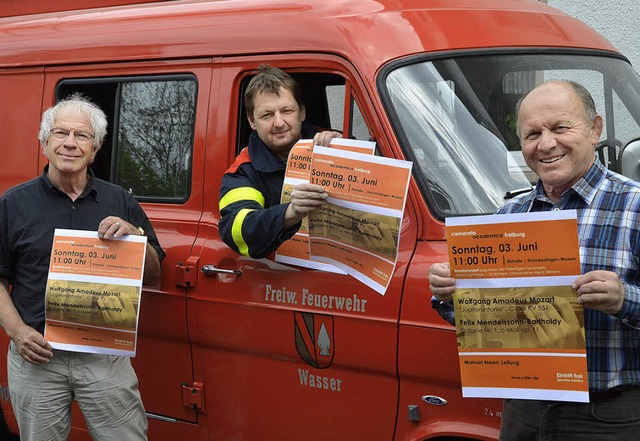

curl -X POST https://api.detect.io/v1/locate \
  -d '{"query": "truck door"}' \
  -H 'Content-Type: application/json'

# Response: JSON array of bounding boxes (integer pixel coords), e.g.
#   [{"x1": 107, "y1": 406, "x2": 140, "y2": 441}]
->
[
  {"x1": 0, "y1": 66, "x2": 47, "y2": 437},
  {"x1": 42, "y1": 60, "x2": 216, "y2": 439},
  {"x1": 187, "y1": 56, "x2": 418, "y2": 440}
]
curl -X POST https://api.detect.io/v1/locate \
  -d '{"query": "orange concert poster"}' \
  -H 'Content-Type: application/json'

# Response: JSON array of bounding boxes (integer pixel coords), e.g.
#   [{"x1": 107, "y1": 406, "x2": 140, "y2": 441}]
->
[
  {"x1": 276, "y1": 139, "x2": 376, "y2": 274},
  {"x1": 276, "y1": 141, "x2": 411, "y2": 295},
  {"x1": 307, "y1": 146, "x2": 412, "y2": 295},
  {"x1": 44, "y1": 229, "x2": 147, "y2": 357},
  {"x1": 446, "y1": 210, "x2": 589, "y2": 402}
]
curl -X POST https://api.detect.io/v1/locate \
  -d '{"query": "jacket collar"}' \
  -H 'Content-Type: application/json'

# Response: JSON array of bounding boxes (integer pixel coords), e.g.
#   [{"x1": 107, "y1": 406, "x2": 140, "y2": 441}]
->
[{"x1": 247, "y1": 122, "x2": 318, "y2": 173}]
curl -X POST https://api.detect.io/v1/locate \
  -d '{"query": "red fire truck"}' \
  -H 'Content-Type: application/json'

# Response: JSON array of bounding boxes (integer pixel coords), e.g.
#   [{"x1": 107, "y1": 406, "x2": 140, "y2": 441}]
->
[{"x1": 2, "y1": 0, "x2": 640, "y2": 439}]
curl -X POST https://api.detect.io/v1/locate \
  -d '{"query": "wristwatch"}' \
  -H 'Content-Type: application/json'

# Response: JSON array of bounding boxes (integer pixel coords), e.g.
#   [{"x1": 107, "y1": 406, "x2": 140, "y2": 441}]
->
[{"x1": 137, "y1": 226, "x2": 146, "y2": 236}]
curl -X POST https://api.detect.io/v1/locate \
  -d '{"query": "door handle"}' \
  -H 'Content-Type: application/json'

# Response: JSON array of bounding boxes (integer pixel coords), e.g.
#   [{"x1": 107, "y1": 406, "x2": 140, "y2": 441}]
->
[{"x1": 201, "y1": 264, "x2": 242, "y2": 276}]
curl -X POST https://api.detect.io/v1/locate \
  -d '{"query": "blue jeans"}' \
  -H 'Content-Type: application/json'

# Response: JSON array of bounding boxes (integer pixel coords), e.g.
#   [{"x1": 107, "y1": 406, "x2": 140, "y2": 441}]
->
[{"x1": 500, "y1": 389, "x2": 640, "y2": 441}]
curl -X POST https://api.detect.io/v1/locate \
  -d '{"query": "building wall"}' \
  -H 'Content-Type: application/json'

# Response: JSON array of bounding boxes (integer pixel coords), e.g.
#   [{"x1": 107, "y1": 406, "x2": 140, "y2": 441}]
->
[{"x1": 546, "y1": 0, "x2": 640, "y2": 73}]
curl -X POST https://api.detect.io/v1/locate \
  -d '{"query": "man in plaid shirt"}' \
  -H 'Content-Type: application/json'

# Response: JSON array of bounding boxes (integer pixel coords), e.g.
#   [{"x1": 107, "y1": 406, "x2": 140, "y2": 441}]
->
[{"x1": 429, "y1": 80, "x2": 640, "y2": 440}]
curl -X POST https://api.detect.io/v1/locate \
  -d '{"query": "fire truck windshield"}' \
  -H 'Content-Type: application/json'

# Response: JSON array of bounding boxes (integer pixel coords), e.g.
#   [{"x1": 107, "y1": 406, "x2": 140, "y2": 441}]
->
[{"x1": 382, "y1": 51, "x2": 640, "y2": 218}]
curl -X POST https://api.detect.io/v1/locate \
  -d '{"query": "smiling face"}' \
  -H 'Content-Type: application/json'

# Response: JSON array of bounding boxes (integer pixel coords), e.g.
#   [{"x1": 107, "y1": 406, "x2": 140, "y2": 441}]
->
[
  {"x1": 517, "y1": 82, "x2": 603, "y2": 202},
  {"x1": 43, "y1": 108, "x2": 97, "y2": 181},
  {"x1": 248, "y1": 87, "x2": 306, "y2": 161}
]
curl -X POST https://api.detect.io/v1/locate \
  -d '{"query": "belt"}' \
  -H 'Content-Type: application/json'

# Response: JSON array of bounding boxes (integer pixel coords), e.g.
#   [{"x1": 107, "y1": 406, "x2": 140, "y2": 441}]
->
[{"x1": 589, "y1": 385, "x2": 640, "y2": 402}]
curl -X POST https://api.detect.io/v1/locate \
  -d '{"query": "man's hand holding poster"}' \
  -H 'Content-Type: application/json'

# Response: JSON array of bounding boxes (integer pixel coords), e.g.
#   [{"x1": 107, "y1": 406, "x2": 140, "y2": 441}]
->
[
  {"x1": 445, "y1": 210, "x2": 589, "y2": 402},
  {"x1": 277, "y1": 139, "x2": 412, "y2": 296},
  {"x1": 307, "y1": 147, "x2": 412, "y2": 295},
  {"x1": 276, "y1": 138, "x2": 377, "y2": 274},
  {"x1": 44, "y1": 229, "x2": 147, "y2": 357}
]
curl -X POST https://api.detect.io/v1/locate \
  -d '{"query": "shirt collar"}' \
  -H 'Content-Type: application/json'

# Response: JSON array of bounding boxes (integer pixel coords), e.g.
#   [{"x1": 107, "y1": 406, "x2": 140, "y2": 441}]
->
[
  {"x1": 531, "y1": 157, "x2": 605, "y2": 207},
  {"x1": 571, "y1": 157, "x2": 606, "y2": 205},
  {"x1": 40, "y1": 165, "x2": 99, "y2": 201}
]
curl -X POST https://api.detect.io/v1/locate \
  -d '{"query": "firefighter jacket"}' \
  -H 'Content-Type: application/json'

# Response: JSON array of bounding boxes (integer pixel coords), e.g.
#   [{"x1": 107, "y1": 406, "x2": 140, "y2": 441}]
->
[{"x1": 218, "y1": 124, "x2": 318, "y2": 258}]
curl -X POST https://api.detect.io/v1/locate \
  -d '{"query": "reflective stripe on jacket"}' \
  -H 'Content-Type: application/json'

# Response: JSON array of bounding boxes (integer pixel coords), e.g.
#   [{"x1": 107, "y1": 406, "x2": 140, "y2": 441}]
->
[{"x1": 218, "y1": 124, "x2": 317, "y2": 258}]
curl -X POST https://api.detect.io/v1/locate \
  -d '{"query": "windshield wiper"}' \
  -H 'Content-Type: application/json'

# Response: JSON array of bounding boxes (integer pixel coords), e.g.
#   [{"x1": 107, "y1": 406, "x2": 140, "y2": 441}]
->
[{"x1": 504, "y1": 186, "x2": 533, "y2": 199}]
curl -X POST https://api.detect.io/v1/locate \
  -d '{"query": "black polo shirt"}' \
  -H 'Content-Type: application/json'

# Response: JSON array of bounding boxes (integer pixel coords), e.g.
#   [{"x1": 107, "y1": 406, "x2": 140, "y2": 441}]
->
[{"x1": 0, "y1": 166, "x2": 165, "y2": 334}]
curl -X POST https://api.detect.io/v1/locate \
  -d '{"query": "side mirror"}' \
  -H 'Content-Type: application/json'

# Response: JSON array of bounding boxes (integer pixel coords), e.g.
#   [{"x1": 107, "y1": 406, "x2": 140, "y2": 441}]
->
[{"x1": 620, "y1": 139, "x2": 640, "y2": 182}]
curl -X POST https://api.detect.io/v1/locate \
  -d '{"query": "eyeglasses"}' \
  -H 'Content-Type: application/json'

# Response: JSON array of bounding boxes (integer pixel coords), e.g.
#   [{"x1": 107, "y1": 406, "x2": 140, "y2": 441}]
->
[{"x1": 50, "y1": 128, "x2": 95, "y2": 144}]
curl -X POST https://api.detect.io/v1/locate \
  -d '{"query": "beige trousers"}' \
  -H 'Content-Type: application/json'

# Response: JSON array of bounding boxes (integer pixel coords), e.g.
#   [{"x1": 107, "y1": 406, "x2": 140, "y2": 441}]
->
[{"x1": 7, "y1": 342, "x2": 147, "y2": 441}]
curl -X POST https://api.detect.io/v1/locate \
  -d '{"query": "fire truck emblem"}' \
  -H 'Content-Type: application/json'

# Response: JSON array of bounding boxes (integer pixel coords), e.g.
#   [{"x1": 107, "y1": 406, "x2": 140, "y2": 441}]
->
[{"x1": 294, "y1": 312, "x2": 334, "y2": 369}]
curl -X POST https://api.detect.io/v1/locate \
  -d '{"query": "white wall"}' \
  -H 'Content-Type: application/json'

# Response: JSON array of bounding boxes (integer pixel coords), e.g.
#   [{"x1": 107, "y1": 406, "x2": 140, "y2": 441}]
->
[{"x1": 547, "y1": 0, "x2": 640, "y2": 73}]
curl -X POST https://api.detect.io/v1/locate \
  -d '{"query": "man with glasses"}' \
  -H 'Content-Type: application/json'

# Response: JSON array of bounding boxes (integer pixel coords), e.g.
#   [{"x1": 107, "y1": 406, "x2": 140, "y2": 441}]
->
[{"x1": 0, "y1": 94, "x2": 164, "y2": 440}]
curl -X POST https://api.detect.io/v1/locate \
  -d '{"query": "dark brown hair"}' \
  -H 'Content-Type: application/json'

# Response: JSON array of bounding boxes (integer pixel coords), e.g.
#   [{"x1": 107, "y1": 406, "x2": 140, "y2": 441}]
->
[{"x1": 244, "y1": 65, "x2": 304, "y2": 118}]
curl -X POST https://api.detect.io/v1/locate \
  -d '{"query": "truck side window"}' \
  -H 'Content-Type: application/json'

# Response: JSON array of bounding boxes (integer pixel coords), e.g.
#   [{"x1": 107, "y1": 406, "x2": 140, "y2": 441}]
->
[
  {"x1": 326, "y1": 84, "x2": 371, "y2": 142},
  {"x1": 57, "y1": 76, "x2": 197, "y2": 203},
  {"x1": 236, "y1": 72, "x2": 372, "y2": 154}
]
